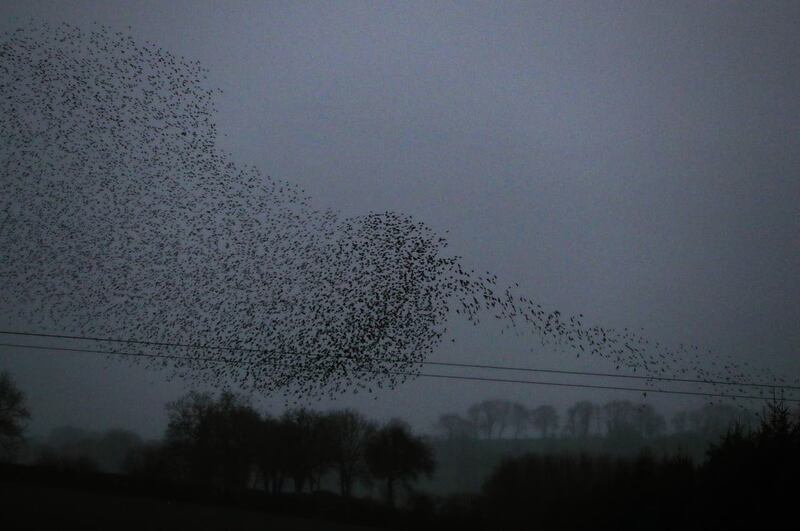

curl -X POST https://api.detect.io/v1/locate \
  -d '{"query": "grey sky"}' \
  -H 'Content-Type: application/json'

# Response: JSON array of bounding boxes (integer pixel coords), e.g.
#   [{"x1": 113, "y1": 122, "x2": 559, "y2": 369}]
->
[{"x1": 1, "y1": 1, "x2": 798, "y2": 438}]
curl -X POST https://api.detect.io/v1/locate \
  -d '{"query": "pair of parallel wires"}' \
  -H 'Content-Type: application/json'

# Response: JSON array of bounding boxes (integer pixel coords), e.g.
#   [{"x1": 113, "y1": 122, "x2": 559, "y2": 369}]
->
[{"x1": 1, "y1": 329, "x2": 798, "y2": 403}]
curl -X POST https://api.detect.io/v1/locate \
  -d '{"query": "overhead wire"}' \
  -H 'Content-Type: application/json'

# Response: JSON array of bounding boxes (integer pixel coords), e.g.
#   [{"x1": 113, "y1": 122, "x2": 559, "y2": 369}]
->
[
  {"x1": 2, "y1": 338, "x2": 798, "y2": 403},
  {"x1": 1, "y1": 329, "x2": 798, "y2": 392}
]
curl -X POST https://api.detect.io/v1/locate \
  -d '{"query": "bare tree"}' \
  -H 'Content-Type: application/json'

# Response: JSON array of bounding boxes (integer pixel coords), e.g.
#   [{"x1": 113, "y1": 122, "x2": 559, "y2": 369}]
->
[
  {"x1": 165, "y1": 391, "x2": 261, "y2": 489},
  {"x1": 564, "y1": 401, "x2": 595, "y2": 438},
  {"x1": 365, "y1": 420, "x2": 435, "y2": 507},
  {"x1": 436, "y1": 413, "x2": 477, "y2": 440},
  {"x1": 603, "y1": 400, "x2": 637, "y2": 435},
  {"x1": 593, "y1": 403, "x2": 605, "y2": 435},
  {"x1": 509, "y1": 402, "x2": 530, "y2": 439},
  {"x1": 280, "y1": 408, "x2": 335, "y2": 493},
  {"x1": 671, "y1": 410, "x2": 690, "y2": 433},
  {"x1": 689, "y1": 403, "x2": 755, "y2": 438},
  {"x1": 0, "y1": 370, "x2": 30, "y2": 461},
  {"x1": 494, "y1": 400, "x2": 513, "y2": 439},
  {"x1": 634, "y1": 404, "x2": 666, "y2": 438},
  {"x1": 531, "y1": 405, "x2": 559, "y2": 438},
  {"x1": 257, "y1": 416, "x2": 292, "y2": 493},
  {"x1": 468, "y1": 399, "x2": 512, "y2": 439},
  {"x1": 328, "y1": 409, "x2": 376, "y2": 497}
]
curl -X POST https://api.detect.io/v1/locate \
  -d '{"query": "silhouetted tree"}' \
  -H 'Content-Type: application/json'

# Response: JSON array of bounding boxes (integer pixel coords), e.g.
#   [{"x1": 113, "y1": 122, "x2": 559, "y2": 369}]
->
[
  {"x1": 45, "y1": 425, "x2": 94, "y2": 448},
  {"x1": 671, "y1": 410, "x2": 690, "y2": 433},
  {"x1": 493, "y1": 400, "x2": 512, "y2": 438},
  {"x1": 280, "y1": 408, "x2": 335, "y2": 492},
  {"x1": 633, "y1": 404, "x2": 666, "y2": 438},
  {"x1": 35, "y1": 448, "x2": 98, "y2": 473},
  {"x1": 468, "y1": 399, "x2": 512, "y2": 439},
  {"x1": 123, "y1": 441, "x2": 180, "y2": 480},
  {"x1": 602, "y1": 400, "x2": 643, "y2": 454},
  {"x1": 482, "y1": 453, "x2": 608, "y2": 526},
  {"x1": 564, "y1": 401, "x2": 595, "y2": 438},
  {"x1": 0, "y1": 370, "x2": 30, "y2": 461},
  {"x1": 483, "y1": 450, "x2": 696, "y2": 528},
  {"x1": 328, "y1": 409, "x2": 376, "y2": 497},
  {"x1": 98, "y1": 429, "x2": 143, "y2": 472},
  {"x1": 593, "y1": 403, "x2": 605, "y2": 434},
  {"x1": 39, "y1": 427, "x2": 143, "y2": 472},
  {"x1": 703, "y1": 399, "x2": 799, "y2": 526},
  {"x1": 256, "y1": 415, "x2": 291, "y2": 493},
  {"x1": 689, "y1": 403, "x2": 754, "y2": 438},
  {"x1": 435, "y1": 413, "x2": 477, "y2": 440},
  {"x1": 530, "y1": 405, "x2": 559, "y2": 438},
  {"x1": 365, "y1": 420, "x2": 435, "y2": 507},
  {"x1": 604, "y1": 400, "x2": 637, "y2": 434},
  {"x1": 165, "y1": 390, "x2": 261, "y2": 489},
  {"x1": 509, "y1": 402, "x2": 530, "y2": 438}
]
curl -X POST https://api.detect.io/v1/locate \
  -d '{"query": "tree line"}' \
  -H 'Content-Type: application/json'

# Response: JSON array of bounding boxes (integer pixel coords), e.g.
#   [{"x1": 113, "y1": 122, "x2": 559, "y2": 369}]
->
[
  {"x1": 1, "y1": 371, "x2": 435, "y2": 507},
  {"x1": 3, "y1": 369, "x2": 800, "y2": 527},
  {"x1": 0, "y1": 370, "x2": 30, "y2": 461},
  {"x1": 436, "y1": 397, "x2": 755, "y2": 441},
  {"x1": 125, "y1": 391, "x2": 434, "y2": 507},
  {"x1": 474, "y1": 399, "x2": 800, "y2": 528}
]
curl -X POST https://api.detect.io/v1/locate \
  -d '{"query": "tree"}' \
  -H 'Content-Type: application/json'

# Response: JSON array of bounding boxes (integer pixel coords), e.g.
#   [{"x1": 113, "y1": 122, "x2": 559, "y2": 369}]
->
[
  {"x1": 468, "y1": 399, "x2": 512, "y2": 439},
  {"x1": 671, "y1": 410, "x2": 690, "y2": 433},
  {"x1": 703, "y1": 399, "x2": 799, "y2": 527},
  {"x1": 689, "y1": 403, "x2": 754, "y2": 438},
  {"x1": 165, "y1": 390, "x2": 262, "y2": 489},
  {"x1": 123, "y1": 441, "x2": 180, "y2": 480},
  {"x1": 603, "y1": 400, "x2": 638, "y2": 435},
  {"x1": 365, "y1": 420, "x2": 435, "y2": 507},
  {"x1": 257, "y1": 415, "x2": 292, "y2": 493},
  {"x1": 602, "y1": 400, "x2": 662, "y2": 455},
  {"x1": 509, "y1": 402, "x2": 530, "y2": 439},
  {"x1": 39, "y1": 426, "x2": 143, "y2": 473},
  {"x1": 633, "y1": 404, "x2": 666, "y2": 438},
  {"x1": 564, "y1": 401, "x2": 595, "y2": 438},
  {"x1": 279, "y1": 408, "x2": 335, "y2": 493},
  {"x1": 0, "y1": 370, "x2": 30, "y2": 461},
  {"x1": 593, "y1": 403, "x2": 605, "y2": 434},
  {"x1": 327, "y1": 409, "x2": 376, "y2": 497},
  {"x1": 530, "y1": 405, "x2": 559, "y2": 438},
  {"x1": 435, "y1": 413, "x2": 477, "y2": 441},
  {"x1": 602, "y1": 400, "x2": 642, "y2": 454}
]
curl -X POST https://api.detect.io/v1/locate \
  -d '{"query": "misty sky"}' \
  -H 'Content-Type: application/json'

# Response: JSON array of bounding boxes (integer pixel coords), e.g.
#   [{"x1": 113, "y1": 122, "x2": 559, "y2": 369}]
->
[{"x1": 1, "y1": 1, "x2": 798, "y2": 439}]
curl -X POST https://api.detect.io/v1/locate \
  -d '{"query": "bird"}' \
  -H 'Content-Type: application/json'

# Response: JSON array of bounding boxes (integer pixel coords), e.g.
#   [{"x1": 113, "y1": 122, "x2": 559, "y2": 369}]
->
[{"x1": 0, "y1": 21, "x2": 793, "y2": 405}]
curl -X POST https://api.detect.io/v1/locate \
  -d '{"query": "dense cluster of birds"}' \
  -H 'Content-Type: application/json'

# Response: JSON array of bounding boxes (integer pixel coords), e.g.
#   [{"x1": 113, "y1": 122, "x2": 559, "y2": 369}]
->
[{"x1": 1, "y1": 22, "x2": 793, "y2": 402}]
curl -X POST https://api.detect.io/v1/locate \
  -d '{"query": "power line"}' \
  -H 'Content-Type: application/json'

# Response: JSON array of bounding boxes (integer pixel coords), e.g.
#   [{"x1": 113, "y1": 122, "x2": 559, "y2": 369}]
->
[
  {"x1": 422, "y1": 360, "x2": 799, "y2": 391},
  {"x1": 0, "y1": 341, "x2": 236, "y2": 364},
  {"x1": 410, "y1": 373, "x2": 799, "y2": 403},
  {"x1": 1, "y1": 329, "x2": 797, "y2": 391},
  {"x1": 0, "y1": 330, "x2": 258, "y2": 355},
  {"x1": 2, "y1": 340, "x2": 797, "y2": 403}
]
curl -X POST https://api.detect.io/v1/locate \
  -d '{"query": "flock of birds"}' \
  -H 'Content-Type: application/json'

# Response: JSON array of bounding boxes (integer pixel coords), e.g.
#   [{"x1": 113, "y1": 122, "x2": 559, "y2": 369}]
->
[{"x1": 1, "y1": 22, "x2": 794, "y2": 403}]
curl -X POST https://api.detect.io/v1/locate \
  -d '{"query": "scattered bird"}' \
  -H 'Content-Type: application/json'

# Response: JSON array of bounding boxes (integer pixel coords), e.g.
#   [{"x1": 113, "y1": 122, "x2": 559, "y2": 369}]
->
[{"x1": 0, "y1": 22, "x2": 793, "y2": 403}]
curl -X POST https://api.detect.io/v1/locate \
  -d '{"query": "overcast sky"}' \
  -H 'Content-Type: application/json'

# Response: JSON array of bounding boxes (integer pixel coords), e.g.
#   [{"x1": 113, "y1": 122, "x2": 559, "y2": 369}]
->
[{"x1": 1, "y1": 1, "x2": 798, "y2": 438}]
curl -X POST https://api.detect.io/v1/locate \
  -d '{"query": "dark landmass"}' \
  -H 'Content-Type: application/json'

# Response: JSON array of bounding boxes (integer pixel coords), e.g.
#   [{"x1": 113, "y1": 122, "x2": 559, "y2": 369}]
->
[{"x1": 1, "y1": 463, "x2": 385, "y2": 530}]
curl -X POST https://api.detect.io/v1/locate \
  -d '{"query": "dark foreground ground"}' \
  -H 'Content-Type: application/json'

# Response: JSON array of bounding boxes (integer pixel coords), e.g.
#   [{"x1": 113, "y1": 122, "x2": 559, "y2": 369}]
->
[
  {"x1": 0, "y1": 464, "x2": 383, "y2": 531},
  {"x1": 3, "y1": 482, "x2": 379, "y2": 531}
]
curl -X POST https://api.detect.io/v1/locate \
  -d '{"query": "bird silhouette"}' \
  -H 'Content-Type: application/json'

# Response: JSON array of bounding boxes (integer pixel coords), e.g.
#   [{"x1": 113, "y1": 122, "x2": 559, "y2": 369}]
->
[{"x1": 0, "y1": 21, "x2": 794, "y2": 404}]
